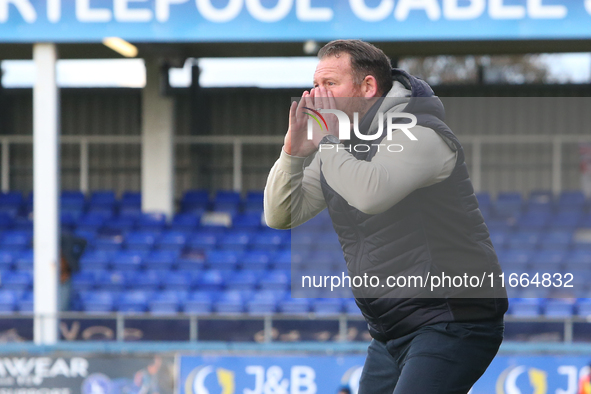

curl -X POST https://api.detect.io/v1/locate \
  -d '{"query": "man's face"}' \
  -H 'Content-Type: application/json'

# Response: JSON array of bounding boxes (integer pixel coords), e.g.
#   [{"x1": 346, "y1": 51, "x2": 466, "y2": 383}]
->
[{"x1": 313, "y1": 53, "x2": 362, "y2": 98}]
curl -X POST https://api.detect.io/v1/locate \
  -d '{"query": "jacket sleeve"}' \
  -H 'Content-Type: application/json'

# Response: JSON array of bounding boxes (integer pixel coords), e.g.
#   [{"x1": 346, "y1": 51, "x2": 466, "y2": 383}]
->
[
  {"x1": 264, "y1": 148, "x2": 327, "y2": 230},
  {"x1": 317, "y1": 126, "x2": 456, "y2": 215}
]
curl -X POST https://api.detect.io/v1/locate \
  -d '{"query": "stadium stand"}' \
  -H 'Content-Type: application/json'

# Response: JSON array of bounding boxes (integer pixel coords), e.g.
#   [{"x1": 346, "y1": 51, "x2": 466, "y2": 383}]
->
[{"x1": 0, "y1": 189, "x2": 590, "y2": 318}]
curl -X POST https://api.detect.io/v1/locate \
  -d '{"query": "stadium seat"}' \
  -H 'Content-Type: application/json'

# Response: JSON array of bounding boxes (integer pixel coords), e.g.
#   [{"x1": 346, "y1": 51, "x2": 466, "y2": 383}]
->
[
  {"x1": 493, "y1": 192, "x2": 523, "y2": 219},
  {"x1": 240, "y1": 251, "x2": 272, "y2": 271},
  {"x1": 156, "y1": 231, "x2": 187, "y2": 252},
  {"x1": 181, "y1": 190, "x2": 210, "y2": 212},
  {"x1": 212, "y1": 290, "x2": 246, "y2": 314},
  {"x1": 206, "y1": 250, "x2": 241, "y2": 271},
  {"x1": 136, "y1": 213, "x2": 167, "y2": 232},
  {"x1": 95, "y1": 271, "x2": 130, "y2": 292},
  {"x1": 79, "y1": 250, "x2": 113, "y2": 271},
  {"x1": 120, "y1": 192, "x2": 141, "y2": 210},
  {"x1": 176, "y1": 252, "x2": 206, "y2": 271},
  {"x1": 550, "y1": 212, "x2": 581, "y2": 230},
  {"x1": 313, "y1": 298, "x2": 343, "y2": 315},
  {"x1": 544, "y1": 298, "x2": 575, "y2": 318},
  {"x1": 226, "y1": 271, "x2": 259, "y2": 292},
  {"x1": 251, "y1": 230, "x2": 287, "y2": 252},
  {"x1": 496, "y1": 250, "x2": 531, "y2": 271},
  {"x1": 17, "y1": 291, "x2": 33, "y2": 313},
  {"x1": 558, "y1": 191, "x2": 586, "y2": 210},
  {"x1": 125, "y1": 232, "x2": 157, "y2": 252},
  {"x1": 213, "y1": 190, "x2": 241, "y2": 213},
  {"x1": 161, "y1": 271, "x2": 192, "y2": 291},
  {"x1": 117, "y1": 290, "x2": 151, "y2": 313},
  {"x1": 505, "y1": 231, "x2": 540, "y2": 250},
  {"x1": 149, "y1": 290, "x2": 186, "y2": 315},
  {"x1": 14, "y1": 250, "x2": 33, "y2": 271},
  {"x1": 81, "y1": 291, "x2": 115, "y2": 313},
  {"x1": 218, "y1": 231, "x2": 251, "y2": 252},
  {"x1": 517, "y1": 212, "x2": 550, "y2": 230},
  {"x1": 530, "y1": 250, "x2": 565, "y2": 272},
  {"x1": 183, "y1": 291, "x2": 215, "y2": 314},
  {"x1": 93, "y1": 235, "x2": 124, "y2": 252},
  {"x1": 246, "y1": 290, "x2": 284, "y2": 315},
  {"x1": 77, "y1": 213, "x2": 109, "y2": 232},
  {"x1": 279, "y1": 298, "x2": 310, "y2": 315},
  {"x1": 170, "y1": 213, "x2": 201, "y2": 232},
  {"x1": 509, "y1": 298, "x2": 542, "y2": 317},
  {"x1": 538, "y1": 231, "x2": 572, "y2": 251},
  {"x1": 259, "y1": 271, "x2": 290, "y2": 291},
  {"x1": 89, "y1": 191, "x2": 116, "y2": 209},
  {"x1": 187, "y1": 233, "x2": 218, "y2": 252},
  {"x1": 0, "y1": 251, "x2": 15, "y2": 271},
  {"x1": 144, "y1": 250, "x2": 180, "y2": 271},
  {"x1": 195, "y1": 270, "x2": 226, "y2": 292},
  {"x1": 131, "y1": 271, "x2": 162, "y2": 291},
  {"x1": 0, "y1": 214, "x2": 14, "y2": 232},
  {"x1": 244, "y1": 191, "x2": 264, "y2": 212},
  {"x1": 111, "y1": 251, "x2": 144, "y2": 271},
  {"x1": 71, "y1": 271, "x2": 98, "y2": 291},
  {"x1": 577, "y1": 298, "x2": 591, "y2": 317},
  {"x1": 344, "y1": 299, "x2": 361, "y2": 316},
  {"x1": 0, "y1": 231, "x2": 31, "y2": 251},
  {"x1": 0, "y1": 290, "x2": 17, "y2": 313},
  {"x1": 1, "y1": 271, "x2": 32, "y2": 291},
  {"x1": 101, "y1": 217, "x2": 137, "y2": 235}
]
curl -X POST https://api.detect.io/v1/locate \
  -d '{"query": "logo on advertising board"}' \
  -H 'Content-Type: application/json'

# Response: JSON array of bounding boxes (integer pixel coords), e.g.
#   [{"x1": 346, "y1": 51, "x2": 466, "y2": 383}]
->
[
  {"x1": 184, "y1": 366, "x2": 235, "y2": 394},
  {"x1": 495, "y1": 366, "x2": 548, "y2": 394}
]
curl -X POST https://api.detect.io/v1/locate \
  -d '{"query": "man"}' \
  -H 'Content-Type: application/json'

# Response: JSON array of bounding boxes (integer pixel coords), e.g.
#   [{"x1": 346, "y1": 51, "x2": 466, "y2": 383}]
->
[{"x1": 264, "y1": 39, "x2": 508, "y2": 393}]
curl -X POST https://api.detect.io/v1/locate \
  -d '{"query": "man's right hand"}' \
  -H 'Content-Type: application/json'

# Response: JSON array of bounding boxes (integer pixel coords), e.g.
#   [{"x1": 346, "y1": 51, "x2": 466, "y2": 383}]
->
[{"x1": 283, "y1": 90, "x2": 318, "y2": 157}]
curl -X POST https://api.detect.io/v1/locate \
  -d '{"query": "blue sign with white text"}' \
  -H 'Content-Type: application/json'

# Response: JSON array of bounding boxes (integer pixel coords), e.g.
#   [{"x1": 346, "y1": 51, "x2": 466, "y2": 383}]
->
[
  {"x1": 0, "y1": 0, "x2": 590, "y2": 43},
  {"x1": 179, "y1": 354, "x2": 591, "y2": 394}
]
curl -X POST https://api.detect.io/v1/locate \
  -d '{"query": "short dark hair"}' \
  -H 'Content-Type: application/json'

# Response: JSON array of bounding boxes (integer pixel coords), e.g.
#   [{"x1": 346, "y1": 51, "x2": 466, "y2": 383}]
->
[{"x1": 318, "y1": 39, "x2": 393, "y2": 96}]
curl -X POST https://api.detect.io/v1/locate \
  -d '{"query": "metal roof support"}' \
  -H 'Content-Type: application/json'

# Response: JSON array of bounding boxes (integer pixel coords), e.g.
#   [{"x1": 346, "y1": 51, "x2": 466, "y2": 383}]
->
[{"x1": 33, "y1": 43, "x2": 60, "y2": 345}]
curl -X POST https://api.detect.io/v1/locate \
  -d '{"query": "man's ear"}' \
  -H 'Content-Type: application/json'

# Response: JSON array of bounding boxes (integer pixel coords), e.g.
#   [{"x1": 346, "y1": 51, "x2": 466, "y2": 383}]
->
[{"x1": 362, "y1": 75, "x2": 379, "y2": 98}]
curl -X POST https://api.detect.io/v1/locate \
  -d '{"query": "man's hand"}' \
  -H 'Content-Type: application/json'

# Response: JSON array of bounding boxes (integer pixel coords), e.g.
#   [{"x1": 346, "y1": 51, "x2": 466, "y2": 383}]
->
[{"x1": 283, "y1": 87, "x2": 339, "y2": 157}]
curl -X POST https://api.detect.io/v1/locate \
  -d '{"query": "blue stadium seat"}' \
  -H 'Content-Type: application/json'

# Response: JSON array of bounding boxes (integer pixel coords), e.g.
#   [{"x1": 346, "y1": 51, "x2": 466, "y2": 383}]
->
[
  {"x1": 259, "y1": 270, "x2": 290, "y2": 291},
  {"x1": 93, "y1": 235, "x2": 124, "y2": 252},
  {"x1": 181, "y1": 190, "x2": 210, "y2": 213},
  {"x1": 233, "y1": 212, "x2": 263, "y2": 229},
  {"x1": 130, "y1": 271, "x2": 162, "y2": 290},
  {"x1": 95, "y1": 271, "x2": 130, "y2": 292},
  {"x1": 493, "y1": 192, "x2": 523, "y2": 219},
  {"x1": 550, "y1": 212, "x2": 581, "y2": 230},
  {"x1": 156, "y1": 231, "x2": 187, "y2": 252},
  {"x1": 0, "y1": 214, "x2": 14, "y2": 232},
  {"x1": 558, "y1": 191, "x2": 586, "y2": 209},
  {"x1": 544, "y1": 298, "x2": 575, "y2": 318},
  {"x1": 149, "y1": 290, "x2": 186, "y2": 315},
  {"x1": 488, "y1": 231, "x2": 507, "y2": 251},
  {"x1": 144, "y1": 250, "x2": 179, "y2": 271},
  {"x1": 214, "y1": 290, "x2": 246, "y2": 314},
  {"x1": 17, "y1": 291, "x2": 33, "y2": 313},
  {"x1": 120, "y1": 192, "x2": 141, "y2": 210},
  {"x1": 530, "y1": 251, "x2": 565, "y2": 272},
  {"x1": 244, "y1": 191, "x2": 264, "y2": 212},
  {"x1": 226, "y1": 271, "x2": 259, "y2": 291},
  {"x1": 218, "y1": 231, "x2": 251, "y2": 252},
  {"x1": 195, "y1": 270, "x2": 225, "y2": 292},
  {"x1": 71, "y1": 271, "x2": 98, "y2": 291},
  {"x1": 0, "y1": 231, "x2": 31, "y2": 251},
  {"x1": 344, "y1": 299, "x2": 361, "y2": 316},
  {"x1": 1, "y1": 271, "x2": 32, "y2": 291},
  {"x1": 0, "y1": 251, "x2": 15, "y2": 271},
  {"x1": 125, "y1": 232, "x2": 157, "y2": 252},
  {"x1": 517, "y1": 212, "x2": 550, "y2": 230},
  {"x1": 187, "y1": 233, "x2": 218, "y2": 252},
  {"x1": 89, "y1": 191, "x2": 116, "y2": 209},
  {"x1": 0, "y1": 290, "x2": 17, "y2": 313},
  {"x1": 161, "y1": 271, "x2": 192, "y2": 291},
  {"x1": 497, "y1": 250, "x2": 531, "y2": 271},
  {"x1": 564, "y1": 250, "x2": 591, "y2": 267},
  {"x1": 14, "y1": 250, "x2": 33, "y2": 271},
  {"x1": 101, "y1": 217, "x2": 137, "y2": 235},
  {"x1": 307, "y1": 251, "x2": 342, "y2": 270},
  {"x1": 117, "y1": 290, "x2": 151, "y2": 313},
  {"x1": 538, "y1": 231, "x2": 572, "y2": 251},
  {"x1": 61, "y1": 191, "x2": 85, "y2": 210},
  {"x1": 79, "y1": 250, "x2": 113, "y2": 271},
  {"x1": 81, "y1": 291, "x2": 115, "y2": 313},
  {"x1": 313, "y1": 232, "x2": 341, "y2": 251},
  {"x1": 136, "y1": 213, "x2": 167, "y2": 232},
  {"x1": 506, "y1": 232, "x2": 540, "y2": 250},
  {"x1": 206, "y1": 250, "x2": 241, "y2": 271},
  {"x1": 279, "y1": 298, "x2": 310, "y2": 315},
  {"x1": 475, "y1": 192, "x2": 491, "y2": 208},
  {"x1": 170, "y1": 213, "x2": 201, "y2": 232},
  {"x1": 272, "y1": 250, "x2": 307, "y2": 270},
  {"x1": 251, "y1": 230, "x2": 287, "y2": 252},
  {"x1": 176, "y1": 252, "x2": 206, "y2": 271},
  {"x1": 213, "y1": 190, "x2": 241, "y2": 213},
  {"x1": 240, "y1": 251, "x2": 271, "y2": 271},
  {"x1": 246, "y1": 290, "x2": 284, "y2": 315},
  {"x1": 509, "y1": 298, "x2": 542, "y2": 317},
  {"x1": 12, "y1": 218, "x2": 32, "y2": 232},
  {"x1": 577, "y1": 298, "x2": 591, "y2": 317},
  {"x1": 77, "y1": 213, "x2": 109, "y2": 232},
  {"x1": 111, "y1": 251, "x2": 144, "y2": 271},
  {"x1": 486, "y1": 219, "x2": 513, "y2": 233},
  {"x1": 313, "y1": 298, "x2": 343, "y2": 315},
  {"x1": 292, "y1": 232, "x2": 315, "y2": 249},
  {"x1": 60, "y1": 212, "x2": 78, "y2": 231},
  {"x1": 183, "y1": 291, "x2": 215, "y2": 314},
  {"x1": 0, "y1": 192, "x2": 23, "y2": 218}
]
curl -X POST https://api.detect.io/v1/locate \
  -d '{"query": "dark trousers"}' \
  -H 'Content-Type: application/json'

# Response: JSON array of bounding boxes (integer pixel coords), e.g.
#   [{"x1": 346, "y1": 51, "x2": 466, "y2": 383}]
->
[{"x1": 358, "y1": 319, "x2": 504, "y2": 394}]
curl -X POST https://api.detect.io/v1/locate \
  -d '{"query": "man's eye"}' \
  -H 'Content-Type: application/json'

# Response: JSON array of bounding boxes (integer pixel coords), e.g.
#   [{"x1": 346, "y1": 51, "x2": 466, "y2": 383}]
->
[{"x1": 328, "y1": 82, "x2": 335, "y2": 86}]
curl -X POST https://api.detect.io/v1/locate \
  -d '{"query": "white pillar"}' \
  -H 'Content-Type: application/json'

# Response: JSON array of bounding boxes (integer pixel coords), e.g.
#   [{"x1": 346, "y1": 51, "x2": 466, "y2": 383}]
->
[
  {"x1": 142, "y1": 59, "x2": 174, "y2": 218},
  {"x1": 33, "y1": 43, "x2": 60, "y2": 345}
]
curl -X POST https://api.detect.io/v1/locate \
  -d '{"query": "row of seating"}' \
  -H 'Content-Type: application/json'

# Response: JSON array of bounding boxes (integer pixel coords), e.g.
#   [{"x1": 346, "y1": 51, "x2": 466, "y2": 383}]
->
[{"x1": 509, "y1": 298, "x2": 591, "y2": 318}]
